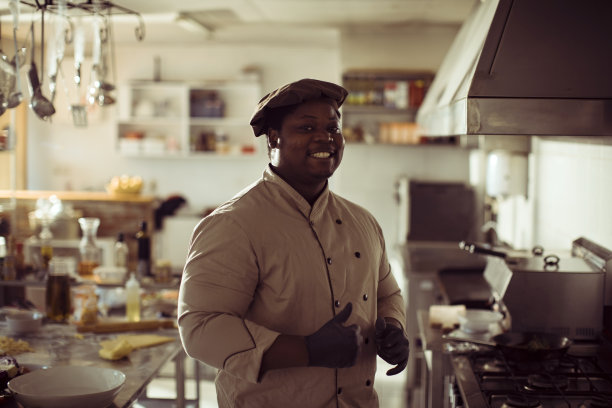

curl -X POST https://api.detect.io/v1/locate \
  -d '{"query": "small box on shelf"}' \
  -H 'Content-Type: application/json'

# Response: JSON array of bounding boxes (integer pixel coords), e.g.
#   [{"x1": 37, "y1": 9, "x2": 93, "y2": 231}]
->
[
  {"x1": 190, "y1": 90, "x2": 225, "y2": 118},
  {"x1": 119, "y1": 139, "x2": 142, "y2": 156},
  {"x1": 142, "y1": 138, "x2": 166, "y2": 155}
]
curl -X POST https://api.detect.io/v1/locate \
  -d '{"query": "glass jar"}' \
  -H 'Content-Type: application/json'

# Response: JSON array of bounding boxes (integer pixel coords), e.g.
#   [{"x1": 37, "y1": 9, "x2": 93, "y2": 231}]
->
[
  {"x1": 46, "y1": 256, "x2": 74, "y2": 322},
  {"x1": 78, "y1": 217, "x2": 101, "y2": 276}
]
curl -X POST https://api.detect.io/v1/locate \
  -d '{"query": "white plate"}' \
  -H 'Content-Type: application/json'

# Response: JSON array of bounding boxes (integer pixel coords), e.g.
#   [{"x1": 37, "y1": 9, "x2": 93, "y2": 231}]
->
[
  {"x1": 8, "y1": 366, "x2": 125, "y2": 408},
  {"x1": 457, "y1": 309, "x2": 503, "y2": 333}
]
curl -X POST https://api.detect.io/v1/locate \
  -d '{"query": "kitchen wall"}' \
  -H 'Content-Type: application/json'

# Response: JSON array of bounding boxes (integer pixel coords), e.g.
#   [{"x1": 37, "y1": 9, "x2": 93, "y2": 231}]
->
[
  {"x1": 22, "y1": 24, "x2": 470, "y2": 246},
  {"x1": 17, "y1": 23, "x2": 612, "y2": 253},
  {"x1": 530, "y1": 138, "x2": 612, "y2": 250},
  {"x1": 492, "y1": 137, "x2": 612, "y2": 253}
]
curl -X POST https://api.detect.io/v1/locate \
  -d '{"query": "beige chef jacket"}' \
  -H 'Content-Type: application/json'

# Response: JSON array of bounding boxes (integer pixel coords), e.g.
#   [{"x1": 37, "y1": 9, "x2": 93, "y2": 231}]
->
[{"x1": 178, "y1": 165, "x2": 406, "y2": 408}]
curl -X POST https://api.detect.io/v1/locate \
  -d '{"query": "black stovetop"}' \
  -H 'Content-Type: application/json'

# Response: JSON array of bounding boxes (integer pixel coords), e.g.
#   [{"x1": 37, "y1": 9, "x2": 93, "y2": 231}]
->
[{"x1": 451, "y1": 343, "x2": 612, "y2": 408}]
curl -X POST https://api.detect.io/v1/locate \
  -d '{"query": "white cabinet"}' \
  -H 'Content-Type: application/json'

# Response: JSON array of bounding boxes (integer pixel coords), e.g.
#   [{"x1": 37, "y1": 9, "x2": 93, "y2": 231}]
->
[{"x1": 117, "y1": 80, "x2": 262, "y2": 158}]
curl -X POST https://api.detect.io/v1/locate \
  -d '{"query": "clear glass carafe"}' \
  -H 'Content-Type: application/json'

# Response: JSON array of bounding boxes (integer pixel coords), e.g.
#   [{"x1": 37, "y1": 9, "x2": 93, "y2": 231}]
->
[{"x1": 78, "y1": 217, "x2": 101, "y2": 276}]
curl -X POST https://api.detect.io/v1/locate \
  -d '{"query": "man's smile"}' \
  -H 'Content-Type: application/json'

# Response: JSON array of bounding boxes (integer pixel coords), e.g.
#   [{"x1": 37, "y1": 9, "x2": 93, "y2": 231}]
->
[{"x1": 309, "y1": 151, "x2": 334, "y2": 159}]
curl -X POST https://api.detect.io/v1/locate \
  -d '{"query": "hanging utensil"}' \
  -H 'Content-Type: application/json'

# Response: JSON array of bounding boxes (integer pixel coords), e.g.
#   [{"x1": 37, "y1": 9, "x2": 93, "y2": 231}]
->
[
  {"x1": 0, "y1": 20, "x2": 15, "y2": 77},
  {"x1": 70, "y1": 23, "x2": 87, "y2": 126},
  {"x1": 0, "y1": 20, "x2": 9, "y2": 115},
  {"x1": 6, "y1": 0, "x2": 23, "y2": 109},
  {"x1": 28, "y1": 16, "x2": 56, "y2": 121},
  {"x1": 88, "y1": 16, "x2": 115, "y2": 107},
  {"x1": 48, "y1": 0, "x2": 69, "y2": 104}
]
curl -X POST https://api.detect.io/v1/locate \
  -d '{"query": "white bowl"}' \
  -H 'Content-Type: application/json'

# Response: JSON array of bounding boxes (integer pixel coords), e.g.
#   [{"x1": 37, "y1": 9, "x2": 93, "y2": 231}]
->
[
  {"x1": 93, "y1": 266, "x2": 128, "y2": 284},
  {"x1": 457, "y1": 309, "x2": 503, "y2": 333},
  {"x1": 5, "y1": 311, "x2": 43, "y2": 335},
  {"x1": 8, "y1": 366, "x2": 125, "y2": 408}
]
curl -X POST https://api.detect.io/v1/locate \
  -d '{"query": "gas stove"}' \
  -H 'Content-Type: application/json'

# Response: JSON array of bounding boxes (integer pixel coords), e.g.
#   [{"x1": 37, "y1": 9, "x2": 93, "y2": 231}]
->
[{"x1": 450, "y1": 345, "x2": 612, "y2": 408}]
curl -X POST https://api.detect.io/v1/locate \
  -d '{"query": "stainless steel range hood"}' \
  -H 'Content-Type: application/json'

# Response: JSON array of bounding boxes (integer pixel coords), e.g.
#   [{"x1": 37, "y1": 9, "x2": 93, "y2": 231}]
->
[{"x1": 416, "y1": 0, "x2": 612, "y2": 137}]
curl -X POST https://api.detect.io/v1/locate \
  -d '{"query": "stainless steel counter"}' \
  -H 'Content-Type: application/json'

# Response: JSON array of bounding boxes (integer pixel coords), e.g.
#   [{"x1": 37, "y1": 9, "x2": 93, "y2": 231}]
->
[
  {"x1": 392, "y1": 241, "x2": 487, "y2": 275},
  {"x1": 390, "y1": 241, "x2": 488, "y2": 405},
  {"x1": 2, "y1": 322, "x2": 192, "y2": 408},
  {"x1": 416, "y1": 310, "x2": 453, "y2": 408}
]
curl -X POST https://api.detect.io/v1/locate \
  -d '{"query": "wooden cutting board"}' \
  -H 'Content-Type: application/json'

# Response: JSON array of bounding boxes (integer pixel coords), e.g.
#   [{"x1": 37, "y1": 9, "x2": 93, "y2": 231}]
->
[{"x1": 76, "y1": 318, "x2": 176, "y2": 333}]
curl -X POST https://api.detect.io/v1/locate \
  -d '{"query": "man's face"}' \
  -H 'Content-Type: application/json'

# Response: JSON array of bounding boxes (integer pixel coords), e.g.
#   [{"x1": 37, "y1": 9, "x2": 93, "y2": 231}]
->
[{"x1": 268, "y1": 98, "x2": 344, "y2": 192}]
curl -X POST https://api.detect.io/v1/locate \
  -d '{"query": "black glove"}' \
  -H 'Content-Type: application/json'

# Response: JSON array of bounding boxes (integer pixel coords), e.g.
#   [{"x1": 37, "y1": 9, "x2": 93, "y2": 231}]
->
[
  {"x1": 375, "y1": 316, "x2": 409, "y2": 375},
  {"x1": 305, "y1": 303, "x2": 362, "y2": 368}
]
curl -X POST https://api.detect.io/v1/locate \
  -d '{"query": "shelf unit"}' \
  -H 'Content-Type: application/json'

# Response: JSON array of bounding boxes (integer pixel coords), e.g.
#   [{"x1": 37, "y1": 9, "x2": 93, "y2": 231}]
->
[
  {"x1": 116, "y1": 80, "x2": 262, "y2": 158},
  {"x1": 341, "y1": 70, "x2": 434, "y2": 144}
]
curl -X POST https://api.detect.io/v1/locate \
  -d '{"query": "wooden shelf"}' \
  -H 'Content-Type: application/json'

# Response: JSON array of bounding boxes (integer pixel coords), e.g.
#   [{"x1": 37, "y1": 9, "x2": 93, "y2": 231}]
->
[
  {"x1": 117, "y1": 80, "x2": 261, "y2": 158},
  {"x1": 0, "y1": 190, "x2": 155, "y2": 203}
]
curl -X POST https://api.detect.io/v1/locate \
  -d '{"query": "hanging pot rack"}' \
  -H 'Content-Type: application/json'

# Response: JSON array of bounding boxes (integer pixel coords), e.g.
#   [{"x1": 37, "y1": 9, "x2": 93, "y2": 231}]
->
[{"x1": 18, "y1": 0, "x2": 145, "y2": 41}]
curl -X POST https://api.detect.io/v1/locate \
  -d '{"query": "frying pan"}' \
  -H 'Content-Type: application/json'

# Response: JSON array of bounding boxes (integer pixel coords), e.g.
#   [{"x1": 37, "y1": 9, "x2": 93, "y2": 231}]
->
[
  {"x1": 447, "y1": 330, "x2": 572, "y2": 362},
  {"x1": 492, "y1": 331, "x2": 572, "y2": 361}
]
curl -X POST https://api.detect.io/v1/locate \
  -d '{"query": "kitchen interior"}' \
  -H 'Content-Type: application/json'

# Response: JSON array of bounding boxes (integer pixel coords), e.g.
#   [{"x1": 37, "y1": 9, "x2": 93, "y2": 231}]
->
[{"x1": 0, "y1": 0, "x2": 611, "y2": 407}]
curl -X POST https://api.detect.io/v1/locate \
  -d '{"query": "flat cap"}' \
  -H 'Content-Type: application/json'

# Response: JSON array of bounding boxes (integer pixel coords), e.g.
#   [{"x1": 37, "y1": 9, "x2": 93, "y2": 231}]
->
[{"x1": 249, "y1": 78, "x2": 348, "y2": 137}]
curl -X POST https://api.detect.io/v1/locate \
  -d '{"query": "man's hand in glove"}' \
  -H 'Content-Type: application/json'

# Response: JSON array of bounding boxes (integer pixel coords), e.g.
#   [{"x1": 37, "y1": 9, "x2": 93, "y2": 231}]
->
[
  {"x1": 375, "y1": 317, "x2": 409, "y2": 375},
  {"x1": 305, "y1": 303, "x2": 362, "y2": 368}
]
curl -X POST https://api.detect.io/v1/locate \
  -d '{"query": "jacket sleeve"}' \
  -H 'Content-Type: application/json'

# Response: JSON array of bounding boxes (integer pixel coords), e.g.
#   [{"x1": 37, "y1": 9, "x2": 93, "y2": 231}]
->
[
  {"x1": 375, "y1": 225, "x2": 407, "y2": 333},
  {"x1": 177, "y1": 213, "x2": 280, "y2": 383}
]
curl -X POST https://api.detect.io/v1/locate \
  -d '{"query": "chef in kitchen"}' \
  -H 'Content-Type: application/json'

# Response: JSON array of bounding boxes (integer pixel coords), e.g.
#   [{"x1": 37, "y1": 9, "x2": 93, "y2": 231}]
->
[{"x1": 178, "y1": 78, "x2": 409, "y2": 407}]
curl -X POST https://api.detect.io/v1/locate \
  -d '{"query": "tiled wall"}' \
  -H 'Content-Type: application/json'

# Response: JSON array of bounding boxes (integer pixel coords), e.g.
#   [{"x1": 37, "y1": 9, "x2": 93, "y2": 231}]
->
[{"x1": 531, "y1": 137, "x2": 612, "y2": 251}]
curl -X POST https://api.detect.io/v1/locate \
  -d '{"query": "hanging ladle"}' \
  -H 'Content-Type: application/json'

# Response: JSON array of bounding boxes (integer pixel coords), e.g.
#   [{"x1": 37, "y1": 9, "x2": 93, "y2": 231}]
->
[
  {"x1": 6, "y1": 0, "x2": 23, "y2": 109},
  {"x1": 0, "y1": 20, "x2": 10, "y2": 115},
  {"x1": 28, "y1": 12, "x2": 56, "y2": 120}
]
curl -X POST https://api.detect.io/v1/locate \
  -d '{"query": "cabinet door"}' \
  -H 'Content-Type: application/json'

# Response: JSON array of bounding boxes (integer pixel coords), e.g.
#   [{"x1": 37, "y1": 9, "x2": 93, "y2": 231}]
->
[{"x1": 0, "y1": 104, "x2": 28, "y2": 189}]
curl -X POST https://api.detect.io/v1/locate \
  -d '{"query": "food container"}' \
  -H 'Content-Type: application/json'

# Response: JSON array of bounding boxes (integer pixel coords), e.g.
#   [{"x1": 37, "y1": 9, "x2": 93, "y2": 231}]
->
[
  {"x1": 5, "y1": 311, "x2": 44, "y2": 335},
  {"x1": 94, "y1": 265, "x2": 128, "y2": 284},
  {"x1": 457, "y1": 309, "x2": 503, "y2": 333}
]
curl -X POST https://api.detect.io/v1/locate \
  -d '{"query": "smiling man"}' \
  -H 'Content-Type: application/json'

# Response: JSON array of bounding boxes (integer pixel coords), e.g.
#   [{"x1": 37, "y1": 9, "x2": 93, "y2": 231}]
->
[{"x1": 178, "y1": 79, "x2": 409, "y2": 408}]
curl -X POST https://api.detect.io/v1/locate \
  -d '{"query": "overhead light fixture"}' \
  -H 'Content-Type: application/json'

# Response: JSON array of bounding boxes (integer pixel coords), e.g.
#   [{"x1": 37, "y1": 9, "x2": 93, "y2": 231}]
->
[{"x1": 175, "y1": 13, "x2": 213, "y2": 36}]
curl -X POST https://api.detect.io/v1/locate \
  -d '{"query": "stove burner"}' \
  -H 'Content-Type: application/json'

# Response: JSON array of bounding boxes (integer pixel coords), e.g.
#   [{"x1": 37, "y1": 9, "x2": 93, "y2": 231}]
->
[
  {"x1": 482, "y1": 360, "x2": 507, "y2": 372},
  {"x1": 508, "y1": 359, "x2": 561, "y2": 373},
  {"x1": 583, "y1": 395, "x2": 612, "y2": 408},
  {"x1": 526, "y1": 374, "x2": 569, "y2": 390},
  {"x1": 501, "y1": 394, "x2": 543, "y2": 408}
]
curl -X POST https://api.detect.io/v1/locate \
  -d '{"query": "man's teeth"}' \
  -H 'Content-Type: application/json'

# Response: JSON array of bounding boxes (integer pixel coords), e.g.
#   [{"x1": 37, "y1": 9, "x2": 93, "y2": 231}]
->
[{"x1": 311, "y1": 152, "x2": 331, "y2": 158}]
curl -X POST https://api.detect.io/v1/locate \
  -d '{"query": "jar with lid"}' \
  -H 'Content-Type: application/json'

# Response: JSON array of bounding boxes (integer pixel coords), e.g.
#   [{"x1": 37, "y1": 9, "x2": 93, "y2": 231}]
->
[{"x1": 78, "y1": 217, "x2": 101, "y2": 276}]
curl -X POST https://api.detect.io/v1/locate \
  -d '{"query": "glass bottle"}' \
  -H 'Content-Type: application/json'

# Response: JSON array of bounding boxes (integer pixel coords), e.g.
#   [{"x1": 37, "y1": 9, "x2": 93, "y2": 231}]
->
[
  {"x1": 0, "y1": 236, "x2": 6, "y2": 279},
  {"x1": 114, "y1": 232, "x2": 128, "y2": 268},
  {"x1": 135, "y1": 221, "x2": 151, "y2": 279},
  {"x1": 78, "y1": 217, "x2": 101, "y2": 276},
  {"x1": 39, "y1": 217, "x2": 53, "y2": 271},
  {"x1": 46, "y1": 257, "x2": 74, "y2": 322},
  {"x1": 125, "y1": 273, "x2": 141, "y2": 322}
]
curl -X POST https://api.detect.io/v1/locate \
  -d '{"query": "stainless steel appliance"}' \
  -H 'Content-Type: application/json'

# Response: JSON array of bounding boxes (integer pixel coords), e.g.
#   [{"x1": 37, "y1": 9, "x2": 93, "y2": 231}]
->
[
  {"x1": 417, "y1": 0, "x2": 612, "y2": 137},
  {"x1": 571, "y1": 237, "x2": 612, "y2": 341},
  {"x1": 483, "y1": 254, "x2": 604, "y2": 340},
  {"x1": 394, "y1": 177, "x2": 479, "y2": 243},
  {"x1": 445, "y1": 237, "x2": 612, "y2": 408}
]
